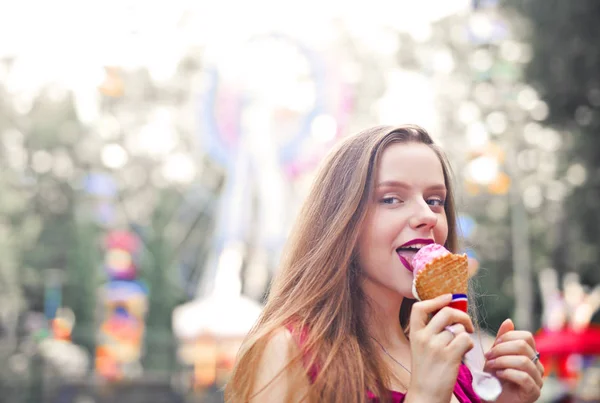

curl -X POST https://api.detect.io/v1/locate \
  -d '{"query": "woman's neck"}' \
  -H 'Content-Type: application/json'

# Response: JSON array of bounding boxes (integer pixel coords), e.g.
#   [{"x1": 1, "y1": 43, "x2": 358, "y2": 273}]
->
[{"x1": 361, "y1": 280, "x2": 410, "y2": 351}]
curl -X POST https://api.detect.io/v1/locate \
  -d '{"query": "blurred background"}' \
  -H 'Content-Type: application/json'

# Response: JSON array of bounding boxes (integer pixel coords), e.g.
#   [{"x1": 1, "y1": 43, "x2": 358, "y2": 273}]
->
[{"x1": 0, "y1": 0, "x2": 599, "y2": 402}]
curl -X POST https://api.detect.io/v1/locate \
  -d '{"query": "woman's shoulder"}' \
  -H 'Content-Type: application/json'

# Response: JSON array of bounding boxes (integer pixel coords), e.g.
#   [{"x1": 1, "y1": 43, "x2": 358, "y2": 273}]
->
[
  {"x1": 258, "y1": 327, "x2": 300, "y2": 373},
  {"x1": 250, "y1": 327, "x2": 310, "y2": 402}
]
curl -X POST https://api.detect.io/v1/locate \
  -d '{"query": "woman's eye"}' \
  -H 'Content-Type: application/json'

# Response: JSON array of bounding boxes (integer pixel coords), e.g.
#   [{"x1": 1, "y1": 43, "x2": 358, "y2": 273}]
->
[
  {"x1": 427, "y1": 198, "x2": 446, "y2": 207},
  {"x1": 381, "y1": 196, "x2": 401, "y2": 205}
]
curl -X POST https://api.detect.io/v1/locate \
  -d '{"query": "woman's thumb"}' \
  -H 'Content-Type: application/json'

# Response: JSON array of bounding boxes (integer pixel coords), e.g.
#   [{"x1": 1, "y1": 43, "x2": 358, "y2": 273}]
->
[
  {"x1": 495, "y1": 318, "x2": 514, "y2": 343},
  {"x1": 410, "y1": 294, "x2": 453, "y2": 331}
]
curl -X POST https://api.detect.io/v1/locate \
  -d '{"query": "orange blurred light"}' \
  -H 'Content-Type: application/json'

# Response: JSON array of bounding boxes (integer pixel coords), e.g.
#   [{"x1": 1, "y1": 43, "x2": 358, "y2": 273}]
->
[
  {"x1": 487, "y1": 172, "x2": 511, "y2": 195},
  {"x1": 98, "y1": 67, "x2": 124, "y2": 98},
  {"x1": 464, "y1": 179, "x2": 480, "y2": 196},
  {"x1": 486, "y1": 142, "x2": 506, "y2": 164}
]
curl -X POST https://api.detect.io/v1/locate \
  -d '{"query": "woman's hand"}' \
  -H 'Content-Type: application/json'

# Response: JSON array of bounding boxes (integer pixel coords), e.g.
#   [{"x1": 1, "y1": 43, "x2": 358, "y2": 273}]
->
[
  {"x1": 405, "y1": 294, "x2": 475, "y2": 403},
  {"x1": 484, "y1": 319, "x2": 544, "y2": 403}
]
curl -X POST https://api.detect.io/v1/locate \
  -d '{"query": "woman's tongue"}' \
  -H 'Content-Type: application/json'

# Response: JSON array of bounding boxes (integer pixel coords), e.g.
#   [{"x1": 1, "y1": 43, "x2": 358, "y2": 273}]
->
[{"x1": 397, "y1": 249, "x2": 417, "y2": 272}]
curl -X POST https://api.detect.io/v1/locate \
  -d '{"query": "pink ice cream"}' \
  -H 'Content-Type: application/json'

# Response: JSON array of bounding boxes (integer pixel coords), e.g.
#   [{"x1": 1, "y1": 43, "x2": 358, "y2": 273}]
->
[
  {"x1": 411, "y1": 243, "x2": 451, "y2": 300},
  {"x1": 411, "y1": 243, "x2": 451, "y2": 275}
]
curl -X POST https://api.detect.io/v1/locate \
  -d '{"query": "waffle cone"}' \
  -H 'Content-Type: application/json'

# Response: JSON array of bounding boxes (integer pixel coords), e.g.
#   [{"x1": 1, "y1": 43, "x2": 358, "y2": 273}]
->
[{"x1": 414, "y1": 253, "x2": 469, "y2": 300}]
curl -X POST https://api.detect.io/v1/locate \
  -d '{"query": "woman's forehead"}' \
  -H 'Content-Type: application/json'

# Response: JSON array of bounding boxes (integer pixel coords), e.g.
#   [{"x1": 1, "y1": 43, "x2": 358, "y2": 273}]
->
[{"x1": 375, "y1": 142, "x2": 445, "y2": 185}]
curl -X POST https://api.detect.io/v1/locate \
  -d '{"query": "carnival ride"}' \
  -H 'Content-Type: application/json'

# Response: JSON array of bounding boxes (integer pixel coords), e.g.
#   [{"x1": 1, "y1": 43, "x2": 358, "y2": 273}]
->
[{"x1": 535, "y1": 269, "x2": 600, "y2": 400}]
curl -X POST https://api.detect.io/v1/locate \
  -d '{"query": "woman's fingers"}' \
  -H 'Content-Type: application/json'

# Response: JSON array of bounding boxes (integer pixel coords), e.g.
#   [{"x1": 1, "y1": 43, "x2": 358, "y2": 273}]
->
[
  {"x1": 427, "y1": 306, "x2": 475, "y2": 335},
  {"x1": 487, "y1": 338, "x2": 536, "y2": 360},
  {"x1": 434, "y1": 324, "x2": 466, "y2": 346},
  {"x1": 496, "y1": 368, "x2": 542, "y2": 401},
  {"x1": 489, "y1": 332, "x2": 545, "y2": 376},
  {"x1": 410, "y1": 296, "x2": 475, "y2": 366},
  {"x1": 410, "y1": 294, "x2": 453, "y2": 332},
  {"x1": 486, "y1": 355, "x2": 543, "y2": 388},
  {"x1": 494, "y1": 330, "x2": 536, "y2": 350},
  {"x1": 446, "y1": 331, "x2": 475, "y2": 359}
]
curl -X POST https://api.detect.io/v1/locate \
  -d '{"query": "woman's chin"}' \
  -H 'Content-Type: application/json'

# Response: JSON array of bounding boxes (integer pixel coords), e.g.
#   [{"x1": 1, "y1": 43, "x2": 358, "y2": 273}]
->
[{"x1": 384, "y1": 285, "x2": 415, "y2": 301}]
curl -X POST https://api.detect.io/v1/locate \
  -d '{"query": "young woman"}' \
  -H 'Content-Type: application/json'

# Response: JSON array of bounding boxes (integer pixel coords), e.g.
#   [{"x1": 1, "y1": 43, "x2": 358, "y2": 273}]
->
[{"x1": 225, "y1": 125, "x2": 544, "y2": 403}]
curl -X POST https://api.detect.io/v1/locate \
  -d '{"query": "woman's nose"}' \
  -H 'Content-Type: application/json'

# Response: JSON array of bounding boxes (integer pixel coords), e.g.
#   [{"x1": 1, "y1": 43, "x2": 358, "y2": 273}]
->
[{"x1": 409, "y1": 201, "x2": 438, "y2": 230}]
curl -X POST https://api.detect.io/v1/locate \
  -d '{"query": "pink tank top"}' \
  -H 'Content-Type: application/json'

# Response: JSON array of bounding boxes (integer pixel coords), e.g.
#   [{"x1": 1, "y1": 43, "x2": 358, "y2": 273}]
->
[
  {"x1": 365, "y1": 364, "x2": 481, "y2": 403},
  {"x1": 289, "y1": 325, "x2": 481, "y2": 403}
]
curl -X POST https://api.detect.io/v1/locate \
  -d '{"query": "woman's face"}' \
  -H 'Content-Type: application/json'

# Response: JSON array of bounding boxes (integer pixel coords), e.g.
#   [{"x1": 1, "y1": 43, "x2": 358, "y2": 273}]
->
[{"x1": 357, "y1": 142, "x2": 449, "y2": 300}]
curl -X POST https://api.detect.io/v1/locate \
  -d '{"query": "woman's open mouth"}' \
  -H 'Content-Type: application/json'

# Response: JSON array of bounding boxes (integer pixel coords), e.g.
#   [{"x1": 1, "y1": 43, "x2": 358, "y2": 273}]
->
[
  {"x1": 397, "y1": 254, "x2": 413, "y2": 272},
  {"x1": 396, "y1": 239, "x2": 433, "y2": 272}
]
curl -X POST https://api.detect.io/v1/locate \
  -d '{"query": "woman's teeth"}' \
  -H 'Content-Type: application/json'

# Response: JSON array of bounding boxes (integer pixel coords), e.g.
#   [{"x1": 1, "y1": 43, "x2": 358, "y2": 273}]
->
[
  {"x1": 396, "y1": 244, "x2": 431, "y2": 271},
  {"x1": 397, "y1": 243, "x2": 429, "y2": 251}
]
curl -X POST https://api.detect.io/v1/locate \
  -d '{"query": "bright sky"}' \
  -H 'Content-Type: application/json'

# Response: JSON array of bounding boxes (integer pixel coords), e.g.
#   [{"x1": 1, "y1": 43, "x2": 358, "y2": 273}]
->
[{"x1": 0, "y1": 0, "x2": 470, "y2": 92}]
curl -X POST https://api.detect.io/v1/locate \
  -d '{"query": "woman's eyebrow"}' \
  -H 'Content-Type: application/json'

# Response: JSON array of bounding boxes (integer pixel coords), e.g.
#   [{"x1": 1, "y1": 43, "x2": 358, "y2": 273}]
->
[
  {"x1": 376, "y1": 180, "x2": 446, "y2": 192},
  {"x1": 376, "y1": 180, "x2": 411, "y2": 189}
]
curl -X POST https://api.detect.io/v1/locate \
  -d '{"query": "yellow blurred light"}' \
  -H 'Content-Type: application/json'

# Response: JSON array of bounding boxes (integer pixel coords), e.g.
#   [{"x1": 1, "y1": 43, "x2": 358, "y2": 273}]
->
[
  {"x1": 486, "y1": 142, "x2": 506, "y2": 163},
  {"x1": 106, "y1": 249, "x2": 133, "y2": 271},
  {"x1": 467, "y1": 155, "x2": 499, "y2": 185},
  {"x1": 487, "y1": 172, "x2": 511, "y2": 195},
  {"x1": 98, "y1": 67, "x2": 124, "y2": 97}
]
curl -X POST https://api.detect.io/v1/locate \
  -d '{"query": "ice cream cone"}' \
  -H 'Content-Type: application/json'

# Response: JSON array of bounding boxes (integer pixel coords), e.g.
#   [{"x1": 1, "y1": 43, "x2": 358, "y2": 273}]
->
[
  {"x1": 410, "y1": 246, "x2": 499, "y2": 401},
  {"x1": 414, "y1": 253, "x2": 468, "y2": 299},
  {"x1": 411, "y1": 245, "x2": 469, "y2": 312}
]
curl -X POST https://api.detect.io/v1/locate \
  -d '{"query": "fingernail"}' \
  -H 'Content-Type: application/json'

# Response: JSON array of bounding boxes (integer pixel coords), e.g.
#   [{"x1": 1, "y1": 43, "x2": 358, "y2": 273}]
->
[
  {"x1": 495, "y1": 337, "x2": 503, "y2": 345},
  {"x1": 496, "y1": 370, "x2": 505, "y2": 376},
  {"x1": 484, "y1": 351, "x2": 492, "y2": 359},
  {"x1": 486, "y1": 359, "x2": 496, "y2": 367}
]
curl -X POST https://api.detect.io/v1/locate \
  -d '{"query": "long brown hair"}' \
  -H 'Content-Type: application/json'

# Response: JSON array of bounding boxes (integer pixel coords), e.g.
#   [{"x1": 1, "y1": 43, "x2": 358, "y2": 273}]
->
[{"x1": 226, "y1": 125, "x2": 461, "y2": 403}]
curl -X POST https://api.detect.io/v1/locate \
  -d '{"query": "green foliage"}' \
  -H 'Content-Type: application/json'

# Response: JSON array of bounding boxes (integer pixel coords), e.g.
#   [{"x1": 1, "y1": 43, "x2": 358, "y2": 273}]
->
[
  {"x1": 137, "y1": 189, "x2": 188, "y2": 372},
  {"x1": 0, "y1": 66, "x2": 221, "y2": 377},
  {"x1": 504, "y1": 0, "x2": 600, "y2": 286},
  {"x1": 64, "y1": 221, "x2": 103, "y2": 353}
]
